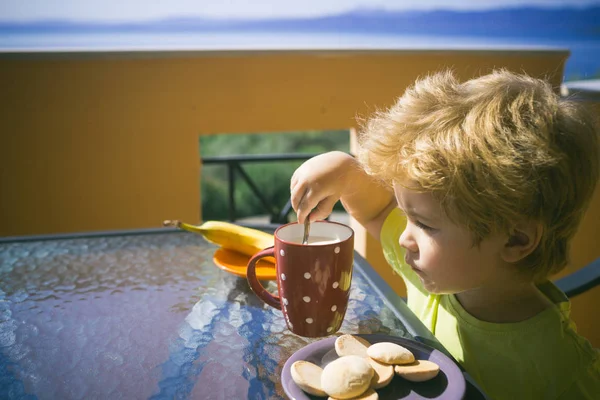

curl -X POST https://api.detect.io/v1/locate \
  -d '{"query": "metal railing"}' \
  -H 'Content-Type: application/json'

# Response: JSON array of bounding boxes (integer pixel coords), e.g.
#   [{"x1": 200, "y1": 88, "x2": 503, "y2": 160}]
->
[{"x1": 201, "y1": 153, "x2": 320, "y2": 226}]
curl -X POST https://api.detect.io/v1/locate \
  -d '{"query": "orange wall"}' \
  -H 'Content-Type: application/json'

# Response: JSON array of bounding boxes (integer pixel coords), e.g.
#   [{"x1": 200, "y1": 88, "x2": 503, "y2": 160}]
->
[{"x1": 1, "y1": 49, "x2": 569, "y2": 236}]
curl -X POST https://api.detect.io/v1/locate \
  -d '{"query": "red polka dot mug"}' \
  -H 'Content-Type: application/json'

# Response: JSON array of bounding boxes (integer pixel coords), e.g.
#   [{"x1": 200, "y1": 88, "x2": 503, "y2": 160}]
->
[{"x1": 247, "y1": 220, "x2": 354, "y2": 337}]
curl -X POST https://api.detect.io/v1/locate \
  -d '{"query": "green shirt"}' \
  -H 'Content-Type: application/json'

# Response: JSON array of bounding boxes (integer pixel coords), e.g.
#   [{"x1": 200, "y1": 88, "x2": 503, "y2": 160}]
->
[{"x1": 381, "y1": 208, "x2": 600, "y2": 399}]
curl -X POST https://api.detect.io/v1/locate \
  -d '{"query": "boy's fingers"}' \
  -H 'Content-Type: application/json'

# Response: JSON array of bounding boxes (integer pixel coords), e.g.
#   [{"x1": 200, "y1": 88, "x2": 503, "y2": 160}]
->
[
  {"x1": 290, "y1": 172, "x2": 299, "y2": 191},
  {"x1": 292, "y1": 187, "x2": 313, "y2": 224},
  {"x1": 297, "y1": 190, "x2": 317, "y2": 225},
  {"x1": 290, "y1": 184, "x2": 305, "y2": 213},
  {"x1": 312, "y1": 197, "x2": 337, "y2": 221}
]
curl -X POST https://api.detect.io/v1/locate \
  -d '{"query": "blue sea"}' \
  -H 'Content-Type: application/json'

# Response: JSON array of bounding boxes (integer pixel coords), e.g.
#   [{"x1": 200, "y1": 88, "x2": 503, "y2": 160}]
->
[{"x1": 1, "y1": 31, "x2": 599, "y2": 81}]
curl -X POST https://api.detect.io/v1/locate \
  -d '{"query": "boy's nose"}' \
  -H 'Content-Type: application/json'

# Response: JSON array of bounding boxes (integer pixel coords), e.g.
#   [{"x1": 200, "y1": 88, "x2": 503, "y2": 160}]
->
[{"x1": 399, "y1": 227, "x2": 418, "y2": 253}]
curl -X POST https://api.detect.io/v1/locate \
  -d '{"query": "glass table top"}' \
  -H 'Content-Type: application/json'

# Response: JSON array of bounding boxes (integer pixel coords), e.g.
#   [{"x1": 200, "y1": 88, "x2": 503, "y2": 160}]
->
[{"x1": 0, "y1": 231, "x2": 414, "y2": 399}]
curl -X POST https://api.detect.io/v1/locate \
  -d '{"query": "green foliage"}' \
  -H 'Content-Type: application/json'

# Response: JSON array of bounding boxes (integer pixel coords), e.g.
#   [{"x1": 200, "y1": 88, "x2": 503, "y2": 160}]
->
[{"x1": 200, "y1": 130, "x2": 350, "y2": 221}]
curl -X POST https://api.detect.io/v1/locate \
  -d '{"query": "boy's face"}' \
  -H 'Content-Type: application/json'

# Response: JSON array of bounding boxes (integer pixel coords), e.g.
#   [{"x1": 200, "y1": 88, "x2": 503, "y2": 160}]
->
[{"x1": 393, "y1": 184, "x2": 508, "y2": 295}]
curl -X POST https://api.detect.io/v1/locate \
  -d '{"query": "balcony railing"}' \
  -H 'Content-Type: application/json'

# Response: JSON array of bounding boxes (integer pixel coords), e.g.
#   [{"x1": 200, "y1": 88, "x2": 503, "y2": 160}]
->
[{"x1": 201, "y1": 153, "x2": 320, "y2": 228}]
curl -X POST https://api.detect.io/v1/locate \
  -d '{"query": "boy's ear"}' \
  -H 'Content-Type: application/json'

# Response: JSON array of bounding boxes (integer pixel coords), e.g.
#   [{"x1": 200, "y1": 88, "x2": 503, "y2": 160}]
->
[{"x1": 500, "y1": 221, "x2": 543, "y2": 263}]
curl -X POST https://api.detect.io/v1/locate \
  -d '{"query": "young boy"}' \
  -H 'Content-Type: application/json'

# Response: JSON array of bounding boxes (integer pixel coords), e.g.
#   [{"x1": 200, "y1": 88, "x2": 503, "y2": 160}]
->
[{"x1": 290, "y1": 70, "x2": 599, "y2": 399}]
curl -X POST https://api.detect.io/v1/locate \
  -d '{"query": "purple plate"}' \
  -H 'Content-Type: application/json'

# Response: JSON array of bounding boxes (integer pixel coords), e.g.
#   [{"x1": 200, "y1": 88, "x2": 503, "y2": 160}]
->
[{"x1": 282, "y1": 334, "x2": 466, "y2": 400}]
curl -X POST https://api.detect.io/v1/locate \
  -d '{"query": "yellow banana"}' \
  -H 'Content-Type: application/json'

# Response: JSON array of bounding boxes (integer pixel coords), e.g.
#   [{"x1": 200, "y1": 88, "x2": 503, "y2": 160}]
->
[{"x1": 163, "y1": 219, "x2": 274, "y2": 258}]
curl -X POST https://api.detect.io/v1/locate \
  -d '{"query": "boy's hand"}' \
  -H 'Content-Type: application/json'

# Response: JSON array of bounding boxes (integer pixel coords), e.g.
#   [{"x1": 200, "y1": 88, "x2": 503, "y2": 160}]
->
[
  {"x1": 291, "y1": 151, "x2": 396, "y2": 241},
  {"x1": 290, "y1": 151, "x2": 356, "y2": 224}
]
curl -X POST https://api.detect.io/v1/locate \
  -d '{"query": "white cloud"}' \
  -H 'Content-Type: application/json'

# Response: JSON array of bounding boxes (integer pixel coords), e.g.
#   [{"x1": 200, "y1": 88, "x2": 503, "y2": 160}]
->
[{"x1": 1, "y1": 0, "x2": 599, "y2": 22}]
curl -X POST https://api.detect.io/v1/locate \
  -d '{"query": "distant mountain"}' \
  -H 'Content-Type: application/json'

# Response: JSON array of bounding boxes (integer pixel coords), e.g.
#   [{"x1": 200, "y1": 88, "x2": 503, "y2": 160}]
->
[{"x1": 1, "y1": 6, "x2": 599, "y2": 40}]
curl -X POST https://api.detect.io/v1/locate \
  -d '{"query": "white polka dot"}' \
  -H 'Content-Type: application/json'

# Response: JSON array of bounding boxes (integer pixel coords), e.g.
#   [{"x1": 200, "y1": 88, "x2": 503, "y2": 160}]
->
[
  {"x1": 289, "y1": 323, "x2": 294, "y2": 329},
  {"x1": 306, "y1": 318, "x2": 313, "y2": 324},
  {"x1": 332, "y1": 282, "x2": 339, "y2": 289},
  {"x1": 283, "y1": 298, "x2": 288, "y2": 305},
  {"x1": 281, "y1": 273, "x2": 286, "y2": 281},
  {"x1": 303, "y1": 296, "x2": 311, "y2": 303},
  {"x1": 280, "y1": 249, "x2": 285, "y2": 256},
  {"x1": 331, "y1": 305, "x2": 337, "y2": 312},
  {"x1": 334, "y1": 246, "x2": 340, "y2": 254},
  {"x1": 304, "y1": 272, "x2": 311, "y2": 279},
  {"x1": 327, "y1": 327, "x2": 333, "y2": 332}
]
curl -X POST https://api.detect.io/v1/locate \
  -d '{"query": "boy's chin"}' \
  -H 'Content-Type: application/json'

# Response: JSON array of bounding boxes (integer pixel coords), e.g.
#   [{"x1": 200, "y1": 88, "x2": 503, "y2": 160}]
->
[
  {"x1": 421, "y1": 280, "x2": 442, "y2": 294},
  {"x1": 421, "y1": 280, "x2": 459, "y2": 295}
]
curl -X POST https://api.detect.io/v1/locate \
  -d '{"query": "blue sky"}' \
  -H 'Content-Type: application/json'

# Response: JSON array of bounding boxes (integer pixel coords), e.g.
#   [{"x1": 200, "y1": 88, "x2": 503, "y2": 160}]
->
[{"x1": 1, "y1": 0, "x2": 600, "y2": 22}]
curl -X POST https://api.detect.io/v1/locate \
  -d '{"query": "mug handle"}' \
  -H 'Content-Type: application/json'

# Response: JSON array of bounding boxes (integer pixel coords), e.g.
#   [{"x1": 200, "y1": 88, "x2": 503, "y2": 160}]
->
[{"x1": 246, "y1": 247, "x2": 281, "y2": 310}]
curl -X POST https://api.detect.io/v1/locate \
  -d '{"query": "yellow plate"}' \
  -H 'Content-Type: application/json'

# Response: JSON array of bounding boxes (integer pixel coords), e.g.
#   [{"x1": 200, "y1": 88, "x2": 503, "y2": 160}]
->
[{"x1": 213, "y1": 248, "x2": 277, "y2": 280}]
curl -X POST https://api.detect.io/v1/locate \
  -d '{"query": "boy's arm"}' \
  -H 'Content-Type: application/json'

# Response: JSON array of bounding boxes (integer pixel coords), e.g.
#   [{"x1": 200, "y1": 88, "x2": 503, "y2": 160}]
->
[
  {"x1": 341, "y1": 187, "x2": 397, "y2": 242},
  {"x1": 291, "y1": 151, "x2": 396, "y2": 241}
]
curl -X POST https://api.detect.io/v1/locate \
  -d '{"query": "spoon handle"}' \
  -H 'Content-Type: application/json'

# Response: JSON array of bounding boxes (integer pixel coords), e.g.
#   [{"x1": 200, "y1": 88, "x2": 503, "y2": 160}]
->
[{"x1": 302, "y1": 215, "x2": 311, "y2": 245}]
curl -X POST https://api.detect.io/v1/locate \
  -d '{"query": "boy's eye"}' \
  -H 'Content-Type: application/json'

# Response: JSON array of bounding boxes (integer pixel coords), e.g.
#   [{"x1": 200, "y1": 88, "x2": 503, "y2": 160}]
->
[
  {"x1": 398, "y1": 208, "x2": 437, "y2": 231},
  {"x1": 414, "y1": 220, "x2": 434, "y2": 231}
]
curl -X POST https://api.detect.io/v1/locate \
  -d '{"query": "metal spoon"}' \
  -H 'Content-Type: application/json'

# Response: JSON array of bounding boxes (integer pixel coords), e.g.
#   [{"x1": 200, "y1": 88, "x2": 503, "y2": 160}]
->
[{"x1": 302, "y1": 214, "x2": 311, "y2": 245}]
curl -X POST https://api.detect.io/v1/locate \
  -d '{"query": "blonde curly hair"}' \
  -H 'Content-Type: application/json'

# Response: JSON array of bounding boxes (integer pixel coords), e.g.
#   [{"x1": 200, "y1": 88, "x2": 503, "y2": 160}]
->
[{"x1": 358, "y1": 69, "x2": 599, "y2": 280}]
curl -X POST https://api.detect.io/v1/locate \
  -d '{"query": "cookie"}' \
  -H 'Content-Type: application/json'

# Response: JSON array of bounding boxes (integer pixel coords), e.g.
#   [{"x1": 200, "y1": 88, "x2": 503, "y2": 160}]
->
[
  {"x1": 321, "y1": 355, "x2": 374, "y2": 400},
  {"x1": 290, "y1": 360, "x2": 327, "y2": 397},
  {"x1": 367, "y1": 357, "x2": 394, "y2": 389},
  {"x1": 328, "y1": 387, "x2": 379, "y2": 400},
  {"x1": 394, "y1": 359, "x2": 440, "y2": 382},
  {"x1": 366, "y1": 342, "x2": 415, "y2": 365},
  {"x1": 335, "y1": 334, "x2": 371, "y2": 357}
]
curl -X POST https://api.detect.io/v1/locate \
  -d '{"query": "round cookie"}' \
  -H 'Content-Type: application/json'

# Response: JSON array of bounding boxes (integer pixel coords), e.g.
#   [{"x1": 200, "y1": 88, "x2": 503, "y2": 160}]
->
[
  {"x1": 335, "y1": 334, "x2": 371, "y2": 357},
  {"x1": 394, "y1": 359, "x2": 440, "y2": 382},
  {"x1": 321, "y1": 355, "x2": 374, "y2": 399},
  {"x1": 366, "y1": 342, "x2": 415, "y2": 365},
  {"x1": 328, "y1": 387, "x2": 379, "y2": 400},
  {"x1": 290, "y1": 360, "x2": 327, "y2": 397},
  {"x1": 367, "y1": 357, "x2": 394, "y2": 389}
]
